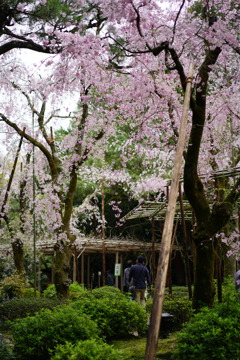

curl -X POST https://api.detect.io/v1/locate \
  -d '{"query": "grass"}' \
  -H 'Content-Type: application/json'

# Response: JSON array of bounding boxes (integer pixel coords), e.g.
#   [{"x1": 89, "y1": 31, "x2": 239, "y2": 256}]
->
[{"x1": 111, "y1": 333, "x2": 177, "y2": 359}]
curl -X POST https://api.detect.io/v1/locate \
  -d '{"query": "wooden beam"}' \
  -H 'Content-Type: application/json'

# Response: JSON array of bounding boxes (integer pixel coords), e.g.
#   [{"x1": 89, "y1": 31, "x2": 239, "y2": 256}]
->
[{"x1": 145, "y1": 59, "x2": 194, "y2": 360}]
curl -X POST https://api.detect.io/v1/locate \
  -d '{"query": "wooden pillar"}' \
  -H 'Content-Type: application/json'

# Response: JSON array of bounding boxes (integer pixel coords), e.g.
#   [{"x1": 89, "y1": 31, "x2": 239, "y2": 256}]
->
[
  {"x1": 38, "y1": 257, "x2": 41, "y2": 292},
  {"x1": 81, "y1": 253, "x2": 85, "y2": 285},
  {"x1": 51, "y1": 255, "x2": 55, "y2": 284},
  {"x1": 167, "y1": 220, "x2": 178, "y2": 296},
  {"x1": 120, "y1": 254, "x2": 123, "y2": 291},
  {"x1": 115, "y1": 252, "x2": 119, "y2": 289},
  {"x1": 151, "y1": 218, "x2": 156, "y2": 285},
  {"x1": 73, "y1": 254, "x2": 77, "y2": 283},
  {"x1": 87, "y1": 255, "x2": 90, "y2": 289},
  {"x1": 179, "y1": 184, "x2": 192, "y2": 299}
]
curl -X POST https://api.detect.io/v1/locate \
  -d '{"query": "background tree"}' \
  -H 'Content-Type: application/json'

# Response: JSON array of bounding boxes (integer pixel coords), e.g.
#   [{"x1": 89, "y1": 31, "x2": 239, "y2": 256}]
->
[{"x1": 93, "y1": 0, "x2": 240, "y2": 309}]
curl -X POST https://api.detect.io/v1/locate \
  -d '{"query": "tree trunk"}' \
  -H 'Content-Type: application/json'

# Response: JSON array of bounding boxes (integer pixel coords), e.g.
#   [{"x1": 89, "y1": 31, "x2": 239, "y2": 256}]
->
[
  {"x1": 192, "y1": 238, "x2": 215, "y2": 309},
  {"x1": 54, "y1": 241, "x2": 72, "y2": 298},
  {"x1": 12, "y1": 238, "x2": 24, "y2": 274}
]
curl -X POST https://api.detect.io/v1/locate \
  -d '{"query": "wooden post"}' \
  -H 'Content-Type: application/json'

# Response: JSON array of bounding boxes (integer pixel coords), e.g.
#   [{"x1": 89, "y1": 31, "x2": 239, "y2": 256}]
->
[
  {"x1": 81, "y1": 253, "x2": 85, "y2": 284},
  {"x1": 0, "y1": 128, "x2": 25, "y2": 226},
  {"x1": 120, "y1": 254, "x2": 123, "y2": 291},
  {"x1": 151, "y1": 218, "x2": 156, "y2": 285},
  {"x1": 87, "y1": 255, "x2": 90, "y2": 289},
  {"x1": 179, "y1": 184, "x2": 192, "y2": 299},
  {"x1": 145, "y1": 59, "x2": 194, "y2": 360},
  {"x1": 115, "y1": 252, "x2": 119, "y2": 288},
  {"x1": 167, "y1": 219, "x2": 178, "y2": 296},
  {"x1": 51, "y1": 255, "x2": 55, "y2": 284},
  {"x1": 73, "y1": 253, "x2": 77, "y2": 282},
  {"x1": 38, "y1": 257, "x2": 41, "y2": 292}
]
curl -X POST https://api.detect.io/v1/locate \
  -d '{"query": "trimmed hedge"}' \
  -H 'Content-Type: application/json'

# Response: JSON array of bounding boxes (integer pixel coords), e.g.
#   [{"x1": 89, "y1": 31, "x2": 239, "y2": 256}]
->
[
  {"x1": 0, "y1": 297, "x2": 64, "y2": 321},
  {"x1": 51, "y1": 339, "x2": 125, "y2": 360},
  {"x1": 174, "y1": 298, "x2": 240, "y2": 359},
  {"x1": 11, "y1": 305, "x2": 100, "y2": 360},
  {"x1": 71, "y1": 287, "x2": 148, "y2": 339}
]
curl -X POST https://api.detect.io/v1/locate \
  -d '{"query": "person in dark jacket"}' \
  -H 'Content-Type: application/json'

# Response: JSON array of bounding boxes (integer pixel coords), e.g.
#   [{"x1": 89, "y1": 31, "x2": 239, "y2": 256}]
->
[
  {"x1": 123, "y1": 259, "x2": 133, "y2": 292},
  {"x1": 106, "y1": 269, "x2": 115, "y2": 286},
  {"x1": 128, "y1": 255, "x2": 151, "y2": 307}
]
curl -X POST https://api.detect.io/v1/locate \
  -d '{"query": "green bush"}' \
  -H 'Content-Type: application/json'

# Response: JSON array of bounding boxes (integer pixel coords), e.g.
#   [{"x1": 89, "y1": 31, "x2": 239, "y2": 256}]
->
[
  {"x1": 42, "y1": 284, "x2": 58, "y2": 298},
  {"x1": 174, "y1": 300, "x2": 240, "y2": 360},
  {"x1": 11, "y1": 305, "x2": 100, "y2": 360},
  {"x1": 0, "y1": 272, "x2": 28, "y2": 299},
  {"x1": 51, "y1": 339, "x2": 125, "y2": 360},
  {"x1": 22, "y1": 288, "x2": 40, "y2": 298},
  {"x1": 69, "y1": 282, "x2": 87, "y2": 300},
  {"x1": 71, "y1": 294, "x2": 148, "y2": 339},
  {"x1": 0, "y1": 336, "x2": 15, "y2": 360},
  {"x1": 42, "y1": 282, "x2": 87, "y2": 300},
  {"x1": 146, "y1": 293, "x2": 193, "y2": 329},
  {"x1": 0, "y1": 297, "x2": 64, "y2": 321},
  {"x1": 91, "y1": 286, "x2": 124, "y2": 299},
  {"x1": 163, "y1": 297, "x2": 193, "y2": 328}
]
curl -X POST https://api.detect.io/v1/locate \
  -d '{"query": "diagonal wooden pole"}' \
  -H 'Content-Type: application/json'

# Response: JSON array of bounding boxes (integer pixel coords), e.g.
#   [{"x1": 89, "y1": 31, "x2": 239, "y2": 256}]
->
[
  {"x1": 0, "y1": 128, "x2": 25, "y2": 227},
  {"x1": 144, "y1": 59, "x2": 194, "y2": 360}
]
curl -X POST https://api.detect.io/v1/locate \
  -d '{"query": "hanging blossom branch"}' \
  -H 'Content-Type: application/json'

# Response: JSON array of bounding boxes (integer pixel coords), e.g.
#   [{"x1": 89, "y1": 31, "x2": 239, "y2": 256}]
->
[
  {"x1": 171, "y1": 0, "x2": 186, "y2": 44},
  {"x1": 0, "y1": 113, "x2": 57, "y2": 178}
]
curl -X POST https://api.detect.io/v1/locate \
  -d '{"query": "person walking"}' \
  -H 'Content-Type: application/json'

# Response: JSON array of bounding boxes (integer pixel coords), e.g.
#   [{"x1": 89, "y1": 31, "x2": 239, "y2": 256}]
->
[
  {"x1": 234, "y1": 259, "x2": 240, "y2": 291},
  {"x1": 128, "y1": 255, "x2": 151, "y2": 307},
  {"x1": 106, "y1": 269, "x2": 115, "y2": 286},
  {"x1": 123, "y1": 259, "x2": 133, "y2": 292}
]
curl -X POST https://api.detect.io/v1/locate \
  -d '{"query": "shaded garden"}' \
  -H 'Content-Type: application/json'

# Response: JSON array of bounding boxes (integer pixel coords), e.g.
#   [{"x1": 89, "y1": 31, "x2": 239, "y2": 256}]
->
[{"x1": 1, "y1": 279, "x2": 240, "y2": 359}]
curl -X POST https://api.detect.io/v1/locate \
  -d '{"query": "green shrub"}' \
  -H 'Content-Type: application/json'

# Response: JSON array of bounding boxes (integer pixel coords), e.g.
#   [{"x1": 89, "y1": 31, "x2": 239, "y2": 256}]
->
[
  {"x1": 0, "y1": 272, "x2": 28, "y2": 299},
  {"x1": 146, "y1": 294, "x2": 193, "y2": 329},
  {"x1": 22, "y1": 288, "x2": 40, "y2": 298},
  {"x1": 91, "y1": 286, "x2": 124, "y2": 299},
  {"x1": 0, "y1": 297, "x2": 64, "y2": 321},
  {"x1": 71, "y1": 295, "x2": 148, "y2": 339},
  {"x1": 69, "y1": 282, "x2": 87, "y2": 300},
  {"x1": 42, "y1": 284, "x2": 58, "y2": 298},
  {"x1": 51, "y1": 339, "x2": 125, "y2": 360},
  {"x1": 0, "y1": 336, "x2": 15, "y2": 360},
  {"x1": 174, "y1": 300, "x2": 240, "y2": 360},
  {"x1": 11, "y1": 305, "x2": 100, "y2": 360},
  {"x1": 42, "y1": 282, "x2": 87, "y2": 300},
  {"x1": 163, "y1": 297, "x2": 193, "y2": 328}
]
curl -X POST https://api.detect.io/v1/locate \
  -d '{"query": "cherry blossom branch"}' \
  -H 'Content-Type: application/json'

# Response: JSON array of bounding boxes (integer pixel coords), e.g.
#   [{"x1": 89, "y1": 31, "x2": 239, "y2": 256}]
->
[
  {"x1": 0, "y1": 113, "x2": 57, "y2": 178},
  {"x1": 171, "y1": 0, "x2": 186, "y2": 44}
]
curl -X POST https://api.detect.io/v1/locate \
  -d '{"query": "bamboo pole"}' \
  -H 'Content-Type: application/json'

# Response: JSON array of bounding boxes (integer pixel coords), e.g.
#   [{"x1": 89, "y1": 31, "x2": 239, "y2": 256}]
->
[
  {"x1": 144, "y1": 59, "x2": 194, "y2": 360},
  {"x1": 0, "y1": 128, "x2": 25, "y2": 226}
]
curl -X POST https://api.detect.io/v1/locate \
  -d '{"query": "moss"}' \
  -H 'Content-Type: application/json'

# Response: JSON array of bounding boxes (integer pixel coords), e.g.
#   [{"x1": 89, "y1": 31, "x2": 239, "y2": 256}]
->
[{"x1": 110, "y1": 333, "x2": 177, "y2": 359}]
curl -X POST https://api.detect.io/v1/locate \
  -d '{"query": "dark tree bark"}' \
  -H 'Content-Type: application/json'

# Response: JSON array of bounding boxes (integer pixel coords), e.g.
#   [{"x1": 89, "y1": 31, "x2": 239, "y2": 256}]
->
[{"x1": 183, "y1": 47, "x2": 240, "y2": 309}]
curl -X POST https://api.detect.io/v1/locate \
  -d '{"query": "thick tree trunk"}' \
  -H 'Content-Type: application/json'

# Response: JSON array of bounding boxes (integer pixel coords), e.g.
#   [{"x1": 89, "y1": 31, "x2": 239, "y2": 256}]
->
[
  {"x1": 193, "y1": 238, "x2": 215, "y2": 309},
  {"x1": 12, "y1": 238, "x2": 24, "y2": 274},
  {"x1": 54, "y1": 241, "x2": 72, "y2": 298}
]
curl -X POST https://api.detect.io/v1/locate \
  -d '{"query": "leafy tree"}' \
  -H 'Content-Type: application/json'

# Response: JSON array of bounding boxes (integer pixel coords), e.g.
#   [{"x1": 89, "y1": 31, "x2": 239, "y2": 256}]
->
[{"x1": 93, "y1": 0, "x2": 240, "y2": 309}]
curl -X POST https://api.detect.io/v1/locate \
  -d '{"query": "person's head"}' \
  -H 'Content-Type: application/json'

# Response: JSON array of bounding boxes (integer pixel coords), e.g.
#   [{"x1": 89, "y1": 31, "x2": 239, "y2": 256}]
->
[
  {"x1": 137, "y1": 255, "x2": 145, "y2": 264},
  {"x1": 127, "y1": 260, "x2": 132, "y2": 267}
]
